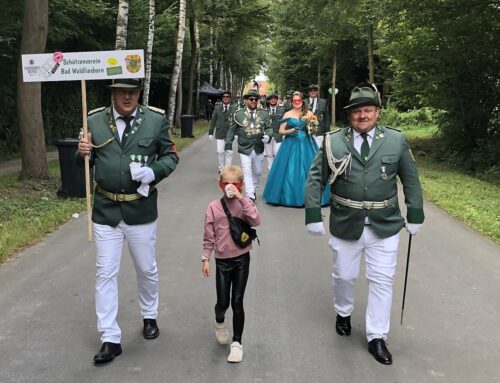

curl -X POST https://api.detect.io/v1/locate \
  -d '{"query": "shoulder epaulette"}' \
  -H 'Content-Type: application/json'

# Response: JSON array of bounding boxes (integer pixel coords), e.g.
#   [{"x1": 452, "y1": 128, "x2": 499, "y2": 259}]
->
[
  {"x1": 384, "y1": 125, "x2": 401, "y2": 132},
  {"x1": 329, "y1": 128, "x2": 342, "y2": 134},
  {"x1": 147, "y1": 105, "x2": 166, "y2": 115},
  {"x1": 88, "y1": 107, "x2": 106, "y2": 116}
]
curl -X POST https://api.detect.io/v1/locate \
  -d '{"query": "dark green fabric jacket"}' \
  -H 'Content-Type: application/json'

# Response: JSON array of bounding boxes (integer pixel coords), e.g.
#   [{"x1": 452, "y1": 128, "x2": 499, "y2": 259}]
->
[
  {"x1": 307, "y1": 97, "x2": 330, "y2": 135},
  {"x1": 225, "y1": 108, "x2": 273, "y2": 155},
  {"x1": 267, "y1": 105, "x2": 286, "y2": 143},
  {"x1": 305, "y1": 125, "x2": 424, "y2": 240},
  {"x1": 77, "y1": 105, "x2": 179, "y2": 227},
  {"x1": 209, "y1": 103, "x2": 236, "y2": 139}
]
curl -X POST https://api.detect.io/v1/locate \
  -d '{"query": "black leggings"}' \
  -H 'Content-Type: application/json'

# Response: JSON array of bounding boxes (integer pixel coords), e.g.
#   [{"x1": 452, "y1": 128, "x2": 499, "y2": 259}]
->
[{"x1": 215, "y1": 252, "x2": 250, "y2": 343}]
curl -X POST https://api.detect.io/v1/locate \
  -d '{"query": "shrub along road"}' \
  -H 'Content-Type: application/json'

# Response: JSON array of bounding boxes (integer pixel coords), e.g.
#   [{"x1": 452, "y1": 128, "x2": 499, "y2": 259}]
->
[{"x1": 0, "y1": 136, "x2": 499, "y2": 383}]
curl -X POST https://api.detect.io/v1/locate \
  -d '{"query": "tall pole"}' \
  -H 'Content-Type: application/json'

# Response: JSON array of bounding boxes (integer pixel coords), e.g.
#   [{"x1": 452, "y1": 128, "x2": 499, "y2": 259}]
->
[{"x1": 81, "y1": 80, "x2": 92, "y2": 241}]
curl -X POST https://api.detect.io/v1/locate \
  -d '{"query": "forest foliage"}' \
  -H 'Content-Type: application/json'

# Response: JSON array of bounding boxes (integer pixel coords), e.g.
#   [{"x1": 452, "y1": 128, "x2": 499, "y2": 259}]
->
[{"x1": 1, "y1": 0, "x2": 498, "y2": 178}]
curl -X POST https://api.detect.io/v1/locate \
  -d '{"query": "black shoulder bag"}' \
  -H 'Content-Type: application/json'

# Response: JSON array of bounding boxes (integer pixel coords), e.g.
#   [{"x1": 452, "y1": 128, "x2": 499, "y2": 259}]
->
[{"x1": 220, "y1": 198, "x2": 259, "y2": 248}]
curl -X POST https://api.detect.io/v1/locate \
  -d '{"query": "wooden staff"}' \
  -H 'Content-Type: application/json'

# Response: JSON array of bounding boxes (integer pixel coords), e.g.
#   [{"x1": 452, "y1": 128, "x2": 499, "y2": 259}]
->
[{"x1": 81, "y1": 80, "x2": 92, "y2": 241}]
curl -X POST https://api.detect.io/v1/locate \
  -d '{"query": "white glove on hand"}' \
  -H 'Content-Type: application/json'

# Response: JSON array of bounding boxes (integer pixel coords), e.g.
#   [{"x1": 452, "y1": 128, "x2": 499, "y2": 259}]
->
[
  {"x1": 261, "y1": 134, "x2": 270, "y2": 143},
  {"x1": 406, "y1": 223, "x2": 422, "y2": 236},
  {"x1": 306, "y1": 222, "x2": 325, "y2": 236},
  {"x1": 130, "y1": 164, "x2": 155, "y2": 185},
  {"x1": 208, "y1": 135, "x2": 214, "y2": 142}
]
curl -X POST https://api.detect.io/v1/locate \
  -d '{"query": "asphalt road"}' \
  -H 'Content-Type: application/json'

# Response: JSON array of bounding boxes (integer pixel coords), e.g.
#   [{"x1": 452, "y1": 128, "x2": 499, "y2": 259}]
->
[{"x1": 1, "y1": 136, "x2": 499, "y2": 383}]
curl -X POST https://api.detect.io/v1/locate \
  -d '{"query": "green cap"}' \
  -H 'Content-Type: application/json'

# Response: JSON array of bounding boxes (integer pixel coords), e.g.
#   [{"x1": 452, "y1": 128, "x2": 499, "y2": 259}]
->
[
  {"x1": 244, "y1": 89, "x2": 260, "y2": 99},
  {"x1": 107, "y1": 78, "x2": 143, "y2": 89},
  {"x1": 343, "y1": 86, "x2": 380, "y2": 110}
]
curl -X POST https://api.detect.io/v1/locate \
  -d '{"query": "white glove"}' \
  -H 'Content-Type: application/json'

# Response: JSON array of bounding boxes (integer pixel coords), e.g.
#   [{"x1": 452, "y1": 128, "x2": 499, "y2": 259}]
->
[
  {"x1": 234, "y1": 135, "x2": 238, "y2": 141},
  {"x1": 306, "y1": 222, "x2": 325, "y2": 236},
  {"x1": 208, "y1": 135, "x2": 214, "y2": 142},
  {"x1": 131, "y1": 165, "x2": 155, "y2": 184},
  {"x1": 261, "y1": 134, "x2": 270, "y2": 143},
  {"x1": 405, "y1": 223, "x2": 422, "y2": 236}
]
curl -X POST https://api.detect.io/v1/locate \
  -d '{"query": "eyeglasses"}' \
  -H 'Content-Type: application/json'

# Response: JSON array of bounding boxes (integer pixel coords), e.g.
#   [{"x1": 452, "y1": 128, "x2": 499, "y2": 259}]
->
[
  {"x1": 222, "y1": 95, "x2": 230, "y2": 98},
  {"x1": 247, "y1": 97, "x2": 258, "y2": 102},
  {"x1": 219, "y1": 181, "x2": 243, "y2": 190}
]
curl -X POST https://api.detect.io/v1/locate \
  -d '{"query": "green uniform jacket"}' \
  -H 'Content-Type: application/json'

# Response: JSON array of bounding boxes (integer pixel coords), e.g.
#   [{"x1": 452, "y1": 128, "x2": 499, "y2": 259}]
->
[
  {"x1": 305, "y1": 125, "x2": 424, "y2": 240},
  {"x1": 225, "y1": 108, "x2": 273, "y2": 155},
  {"x1": 267, "y1": 105, "x2": 286, "y2": 143},
  {"x1": 308, "y1": 98, "x2": 330, "y2": 135},
  {"x1": 209, "y1": 103, "x2": 236, "y2": 139},
  {"x1": 77, "y1": 105, "x2": 179, "y2": 227}
]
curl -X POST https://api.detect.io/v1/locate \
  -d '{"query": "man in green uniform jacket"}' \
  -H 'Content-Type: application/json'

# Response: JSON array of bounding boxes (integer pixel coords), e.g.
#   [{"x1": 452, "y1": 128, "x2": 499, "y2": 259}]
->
[
  {"x1": 307, "y1": 84, "x2": 330, "y2": 148},
  {"x1": 225, "y1": 89, "x2": 273, "y2": 201},
  {"x1": 304, "y1": 85, "x2": 424, "y2": 366},
  {"x1": 77, "y1": 78, "x2": 178, "y2": 364},
  {"x1": 209, "y1": 91, "x2": 237, "y2": 173},
  {"x1": 264, "y1": 92, "x2": 286, "y2": 170}
]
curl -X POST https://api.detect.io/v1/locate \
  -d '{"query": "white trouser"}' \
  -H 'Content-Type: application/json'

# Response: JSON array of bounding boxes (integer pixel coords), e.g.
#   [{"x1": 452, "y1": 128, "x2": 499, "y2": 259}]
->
[
  {"x1": 94, "y1": 220, "x2": 159, "y2": 344},
  {"x1": 328, "y1": 226, "x2": 399, "y2": 341},
  {"x1": 216, "y1": 139, "x2": 233, "y2": 172},
  {"x1": 239, "y1": 150, "x2": 264, "y2": 200},
  {"x1": 314, "y1": 135, "x2": 324, "y2": 149},
  {"x1": 263, "y1": 138, "x2": 281, "y2": 170}
]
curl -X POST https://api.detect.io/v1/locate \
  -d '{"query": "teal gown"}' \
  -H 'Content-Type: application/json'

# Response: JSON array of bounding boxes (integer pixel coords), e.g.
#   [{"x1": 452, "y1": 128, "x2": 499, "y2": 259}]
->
[{"x1": 263, "y1": 117, "x2": 330, "y2": 207}]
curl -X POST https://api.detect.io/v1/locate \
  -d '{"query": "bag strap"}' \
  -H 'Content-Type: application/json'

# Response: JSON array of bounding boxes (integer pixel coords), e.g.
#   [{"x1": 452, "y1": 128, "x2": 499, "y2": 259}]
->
[{"x1": 220, "y1": 198, "x2": 232, "y2": 218}]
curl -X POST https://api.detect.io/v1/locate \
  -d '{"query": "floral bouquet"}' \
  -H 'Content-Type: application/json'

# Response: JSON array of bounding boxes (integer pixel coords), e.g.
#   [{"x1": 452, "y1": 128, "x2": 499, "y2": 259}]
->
[{"x1": 306, "y1": 114, "x2": 319, "y2": 135}]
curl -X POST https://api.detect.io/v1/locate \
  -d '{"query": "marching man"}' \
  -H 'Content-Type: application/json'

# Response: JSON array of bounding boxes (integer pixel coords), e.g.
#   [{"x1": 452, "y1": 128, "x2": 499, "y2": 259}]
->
[{"x1": 304, "y1": 84, "x2": 424, "y2": 365}]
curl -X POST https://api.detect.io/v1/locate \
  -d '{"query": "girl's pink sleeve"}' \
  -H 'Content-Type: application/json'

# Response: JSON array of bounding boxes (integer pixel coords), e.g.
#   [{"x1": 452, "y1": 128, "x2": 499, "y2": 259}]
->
[
  {"x1": 240, "y1": 197, "x2": 260, "y2": 226},
  {"x1": 202, "y1": 204, "x2": 215, "y2": 260}
]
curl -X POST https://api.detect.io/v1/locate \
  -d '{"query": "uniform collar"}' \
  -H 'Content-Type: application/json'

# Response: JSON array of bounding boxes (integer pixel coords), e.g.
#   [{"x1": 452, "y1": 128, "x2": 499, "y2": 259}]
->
[{"x1": 113, "y1": 106, "x2": 138, "y2": 121}]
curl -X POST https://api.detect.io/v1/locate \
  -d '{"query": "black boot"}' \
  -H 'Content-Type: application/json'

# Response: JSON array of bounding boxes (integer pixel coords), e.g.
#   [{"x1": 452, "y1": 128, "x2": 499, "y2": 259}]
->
[{"x1": 93, "y1": 342, "x2": 122, "y2": 364}]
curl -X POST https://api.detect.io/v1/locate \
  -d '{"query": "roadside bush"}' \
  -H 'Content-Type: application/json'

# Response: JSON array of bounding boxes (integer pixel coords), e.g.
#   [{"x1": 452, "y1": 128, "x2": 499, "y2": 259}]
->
[{"x1": 379, "y1": 106, "x2": 444, "y2": 130}]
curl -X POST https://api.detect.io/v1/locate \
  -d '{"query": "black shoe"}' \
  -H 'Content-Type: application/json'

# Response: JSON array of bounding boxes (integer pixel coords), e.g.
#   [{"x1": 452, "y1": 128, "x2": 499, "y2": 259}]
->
[
  {"x1": 93, "y1": 342, "x2": 122, "y2": 364},
  {"x1": 335, "y1": 314, "x2": 351, "y2": 336},
  {"x1": 368, "y1": 338, "x2": 393, "y2": 365},
  {"x1": 143, "y1": 319, "x2": 160, "y2": 339}
]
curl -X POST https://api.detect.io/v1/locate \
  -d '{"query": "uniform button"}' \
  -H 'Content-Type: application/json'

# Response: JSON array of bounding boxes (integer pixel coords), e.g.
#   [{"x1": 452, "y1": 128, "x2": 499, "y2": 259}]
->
[
  {"x1": 121, "y1": 154, "x2": 126, "y2": 158},
  {"x1": 364, "y1": 170, "x2": 368, "y2": 174},
  {"x1": 121, "y1": 171, "x2": 125, "y2": 175},
  {"x1": 121, "y1": 189, "x2": 125, "y2": 192},
  {"x1": 364, "y1": 186, "x2": 368, "y2": 191}
]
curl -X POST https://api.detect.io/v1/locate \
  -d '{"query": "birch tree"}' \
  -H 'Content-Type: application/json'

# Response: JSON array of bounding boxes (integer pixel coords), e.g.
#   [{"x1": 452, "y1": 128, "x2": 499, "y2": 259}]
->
[
  {"x1": 115, "y1": 0, "x2": 129, "y2": 49},
  {"x1": 17, "y1": 0, "x2": 48, "y2": 179},
  {"x1": 166, "y1": 0, "x2": 186, "y2": 129},
  {"x1": 143, "y1": 0, "x2": 156, "y2": 106}
]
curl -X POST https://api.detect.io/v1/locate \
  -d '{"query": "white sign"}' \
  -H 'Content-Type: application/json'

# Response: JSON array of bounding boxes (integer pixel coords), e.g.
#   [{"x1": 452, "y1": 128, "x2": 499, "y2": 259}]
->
[{"x1": 21, "y1": 49, "x2": 145, "y2": 82}]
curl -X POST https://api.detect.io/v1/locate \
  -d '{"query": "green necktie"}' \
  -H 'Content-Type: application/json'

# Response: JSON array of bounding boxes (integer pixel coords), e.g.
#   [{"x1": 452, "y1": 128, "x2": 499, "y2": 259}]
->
[
  {"x1": 120, "y1": 115, "x2": 134, "y2": 145},
  {"x1": 361, "y1": 132, "x2": 370, "y2": 161}
]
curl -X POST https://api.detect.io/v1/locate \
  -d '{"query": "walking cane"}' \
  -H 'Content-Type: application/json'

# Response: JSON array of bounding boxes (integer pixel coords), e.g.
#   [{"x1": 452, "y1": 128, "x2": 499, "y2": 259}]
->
[{"x1": 400, "y1": 234, "x2": 413, "y2": 325}]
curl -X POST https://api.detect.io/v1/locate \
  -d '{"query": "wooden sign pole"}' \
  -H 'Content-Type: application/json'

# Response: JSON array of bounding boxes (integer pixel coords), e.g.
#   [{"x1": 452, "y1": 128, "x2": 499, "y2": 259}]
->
[{"x1": 81, "y1": 80, "x2": 93, "y2": 241}]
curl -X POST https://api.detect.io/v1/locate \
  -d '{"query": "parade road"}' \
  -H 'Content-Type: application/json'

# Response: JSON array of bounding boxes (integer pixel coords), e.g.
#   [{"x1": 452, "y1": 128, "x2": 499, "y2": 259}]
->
[{"x1": 1, "y1": 136, "x2": 499, "y2": 383}]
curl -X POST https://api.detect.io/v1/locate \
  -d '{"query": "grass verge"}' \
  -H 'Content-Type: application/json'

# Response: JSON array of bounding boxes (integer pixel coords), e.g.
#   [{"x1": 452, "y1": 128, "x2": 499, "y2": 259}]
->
[{"x1": 0, "y1": 120, "x2": 209, "y2": 263}]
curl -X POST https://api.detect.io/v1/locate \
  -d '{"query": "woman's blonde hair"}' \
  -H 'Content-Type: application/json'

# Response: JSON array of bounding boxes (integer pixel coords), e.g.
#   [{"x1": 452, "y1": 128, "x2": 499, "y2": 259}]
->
[
  {"x1": 218, "y1": 165, "x2": 244, "y2": 182},
  {"x1": 292, "y1": 91, "x2": 309, "y2": 118}
]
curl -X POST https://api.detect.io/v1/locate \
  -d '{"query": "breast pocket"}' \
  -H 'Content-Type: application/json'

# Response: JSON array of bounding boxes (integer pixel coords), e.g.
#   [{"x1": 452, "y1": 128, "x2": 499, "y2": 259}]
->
[
  {"x1": 381, "y1": 154, "x2": 398, "y2": 166},
  {"x1": 138, "y1": 138, "x2": 155, "y2": 159}
]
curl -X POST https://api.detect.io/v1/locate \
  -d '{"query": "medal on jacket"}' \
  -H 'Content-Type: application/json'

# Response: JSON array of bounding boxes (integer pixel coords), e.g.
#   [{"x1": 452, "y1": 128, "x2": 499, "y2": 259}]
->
[{"x1": 380, "y1": 166, "x2": 388, "y2": 180}]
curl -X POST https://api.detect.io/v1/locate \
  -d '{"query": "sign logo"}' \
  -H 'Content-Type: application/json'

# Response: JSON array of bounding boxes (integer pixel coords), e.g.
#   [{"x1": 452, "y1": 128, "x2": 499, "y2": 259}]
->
[{"x1": 125, "y1": 55, "x2": 141, "y2": 73}]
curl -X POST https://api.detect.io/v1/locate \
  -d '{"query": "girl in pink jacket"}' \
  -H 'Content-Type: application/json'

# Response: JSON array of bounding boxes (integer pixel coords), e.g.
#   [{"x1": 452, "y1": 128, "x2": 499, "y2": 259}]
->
[{"x1": 202, "y1": 165, "x2": 260, "y2": 363}]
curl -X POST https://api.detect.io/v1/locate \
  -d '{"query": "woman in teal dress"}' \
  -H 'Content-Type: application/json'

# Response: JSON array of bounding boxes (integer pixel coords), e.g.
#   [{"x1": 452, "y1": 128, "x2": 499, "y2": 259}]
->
[{"x1": 263, "y1": 92, "x2": 330, "y2": 207}]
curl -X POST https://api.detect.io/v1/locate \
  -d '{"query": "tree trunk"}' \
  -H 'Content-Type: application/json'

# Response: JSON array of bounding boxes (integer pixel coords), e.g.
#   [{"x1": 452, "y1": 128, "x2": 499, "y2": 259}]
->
[
  {"x1": 17, "y1": 0, "x2": 48, "y2": 179},
  {"x1": 186, "y1": 16, "x2": 196, "y2": 115},
  {"x1": 175, "y1": 68, "x2": 182, "y2": 129},
  {"x1": 209, "y1": 26, "x2": 214, "y2": 85},
  {"x1": 317, "y1": 61, "x2": 321, "y2": 95},
  {"x1": 331, "y1": 44, "x2": 337, "y2": 128},
  {"x1": 142, "y1": 0, "x2": 156, "y2": 106},
  {"x1": 166, "y1": 0, "x2": 186, "y2": 129},
  {"x1": 195, "y1": 20, "x2": 200, "y2": 117},
  {"x1": 368, "y1": 23, "x2": 374, "y2": 84},
  {"x1": 115, "y1": 0, "x2": 129, "y2": 50}
]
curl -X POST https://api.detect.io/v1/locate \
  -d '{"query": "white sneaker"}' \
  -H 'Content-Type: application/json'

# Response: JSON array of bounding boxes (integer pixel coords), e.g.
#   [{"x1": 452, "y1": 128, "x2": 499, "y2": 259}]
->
[
  {"x1": 227, "y1": 341, "x2": 243, "y2": 363},
  {"x1": 215, "y1": 321, "x2": 231, "y2": 345}
]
